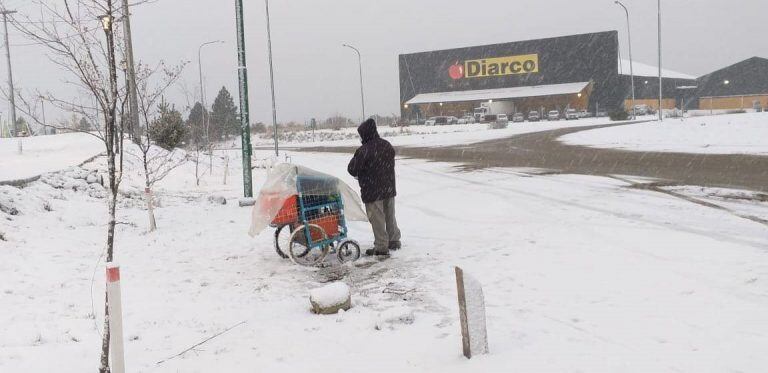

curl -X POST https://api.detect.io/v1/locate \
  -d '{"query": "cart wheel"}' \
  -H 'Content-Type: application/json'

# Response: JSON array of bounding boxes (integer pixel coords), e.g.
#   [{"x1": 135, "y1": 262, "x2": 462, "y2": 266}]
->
[
  {"x1": 337, "y1": 240, "x2": 361, "y2": 263},
  {"x1": 274, "y1": 225, "x2": 297, "y2": 259},
  {"x1": 288, "y1": 224, "x2": 330, "y2": 266}
]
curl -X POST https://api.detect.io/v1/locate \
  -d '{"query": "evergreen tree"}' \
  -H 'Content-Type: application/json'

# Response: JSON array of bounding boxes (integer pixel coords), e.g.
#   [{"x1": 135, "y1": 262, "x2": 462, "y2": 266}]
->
[
  {"x1": 150, "y1": 101, "x2": 186, "y2": 149},
  {"x1": 210, "y1": 87, "x2": 239, "y2": 140},
  {"x1": 186, "y1": 102, "x2": 208, "y2": 147}
]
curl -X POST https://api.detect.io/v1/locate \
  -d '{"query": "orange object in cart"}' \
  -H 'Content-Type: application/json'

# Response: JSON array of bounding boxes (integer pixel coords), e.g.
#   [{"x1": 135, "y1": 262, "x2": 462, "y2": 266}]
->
[
  {"x1": 308, "y1": 214, "x2": 340, "y2": 240},
  {"x1": 268, "y1": 195, "x2": 299, "y2": 225}
]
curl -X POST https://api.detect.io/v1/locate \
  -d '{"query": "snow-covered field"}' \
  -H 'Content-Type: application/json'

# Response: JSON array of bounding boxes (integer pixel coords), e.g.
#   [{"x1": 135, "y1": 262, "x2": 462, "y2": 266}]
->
[
  {"x1": 560, "y1": 112, "x2": 768, "y2": 155},
  {"x1": 0, "y1": 133, "x2": 104, "y2": 183},
  {"x1": 2, "y1": 141, "x2": 768, "y2": 372},
  {"x1": 256, "y1": 118, "x2": 615, "y2": 149}
]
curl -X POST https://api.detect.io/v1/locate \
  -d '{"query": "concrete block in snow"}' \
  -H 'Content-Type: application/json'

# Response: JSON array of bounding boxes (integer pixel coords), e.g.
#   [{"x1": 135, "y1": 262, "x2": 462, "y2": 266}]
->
[{"x1": 309, "y1": 282, "x2": 351, "y2": 314}]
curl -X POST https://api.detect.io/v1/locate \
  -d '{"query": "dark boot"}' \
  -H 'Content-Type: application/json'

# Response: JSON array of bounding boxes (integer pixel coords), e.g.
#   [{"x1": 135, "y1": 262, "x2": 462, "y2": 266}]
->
[
  {"x1": 388, "y1": 241, "x2": 401, "y2": 251},
  {"x1": 365, "y1": 248, "x2": 390, "y2": 257}
]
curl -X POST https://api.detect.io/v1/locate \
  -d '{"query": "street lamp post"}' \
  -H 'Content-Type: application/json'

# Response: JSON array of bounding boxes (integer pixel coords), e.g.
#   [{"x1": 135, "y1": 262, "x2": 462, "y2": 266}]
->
[
  {"x1": 264, "y1": 0, "x2": 279, "y2": 157},
  {"x1": 198, "y1": 40, "x2": 223, "y2": 173},
  {"x1": 657, "y1": 0, "x2": 663, "y2": 121},
  {"x1": 615, "y1": 0, "x2": 636, "y2": 119},
  {"x1": 342, "y1": 43, "x2": 366, "y2": 121}
]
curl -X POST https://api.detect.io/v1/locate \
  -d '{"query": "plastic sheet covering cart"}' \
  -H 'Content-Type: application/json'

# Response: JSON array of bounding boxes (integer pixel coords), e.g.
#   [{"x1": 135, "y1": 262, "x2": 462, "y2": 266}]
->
[{"x1": 249, "y1": 163, "x2": 367, "y2": 266}]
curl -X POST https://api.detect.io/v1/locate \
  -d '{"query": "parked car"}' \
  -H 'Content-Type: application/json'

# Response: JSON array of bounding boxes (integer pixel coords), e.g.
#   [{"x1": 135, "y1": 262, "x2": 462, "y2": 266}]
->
[
  {"x1": 565, "y1": 108, "x2": 579, "y2": 120},
  {"x1": 496, "y1": 114, "x2": 509, "y2": 124},
  {"x1": 425, "y1": 117, "x2": 437, "y2": 126},
  {"x1": 434, "y1": 116, "x2": 450, "y2": 126},
  {"x1": 528, "y1": 111, "x2": 540, "y2": 122},
  {"x1": 481, "y1": 114, "x2": 498, "y2": 123},
  {"x1": 633, "y1": 104, "x2": 651, "y2": 115},
  {"x1": 461, "y1": 115, "x2": 476, "y2": 124},
  {"x1": 457, "y1": 117, "x2": 468, "y2": 124},
  {"x1": 578, "y1": 110, "x2": 593, "y2": 118},
  {"x1": 547, "y1": 110, "x2": 560, "y2": 121},
  {"x1": 512, "y1": 112, "x2": 525, "y2": 122}
]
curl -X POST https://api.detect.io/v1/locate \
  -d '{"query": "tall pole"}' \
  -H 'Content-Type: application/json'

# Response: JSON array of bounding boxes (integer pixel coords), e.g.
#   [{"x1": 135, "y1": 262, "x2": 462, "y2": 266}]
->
[
  {"x1": 615, "y1": 1, "x2": 635, "y2": 119},
  {"x1": 657, "y1": 0, "x2": 663, "y2": 121},
  {"x1": 2, "y1": 10, "x2": 18, "y2": 151},
  {"x1": 235, "y1": 0, "x2": 253, "y2": 197},
  {"x1": 198, "y1": 40, "x2": 222, "y2": 173},
  {"x1": 264, "y1": 0, "x2": 278, "y2": 157},
  {"x1": 120, "y1": 0, "x2": 140, "y2": 140},
  {"x1": 343, "y1": 43, "x2": 365, "y2": 121},
  {"x1": 40, "y1": 96, "x2": 47, "y2": 135}
]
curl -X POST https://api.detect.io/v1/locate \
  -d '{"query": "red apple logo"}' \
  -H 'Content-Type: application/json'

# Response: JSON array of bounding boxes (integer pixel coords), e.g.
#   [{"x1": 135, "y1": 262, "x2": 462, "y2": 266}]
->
[{"x1": 448, "y1": 61, "x2": 464, "y2": 80}]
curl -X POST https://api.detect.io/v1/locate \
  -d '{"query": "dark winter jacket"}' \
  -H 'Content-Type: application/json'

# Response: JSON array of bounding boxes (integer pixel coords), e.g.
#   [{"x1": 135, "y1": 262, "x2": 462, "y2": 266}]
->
[{"x1": 347, "y1": 119, "x2": 396, "y2": 203}]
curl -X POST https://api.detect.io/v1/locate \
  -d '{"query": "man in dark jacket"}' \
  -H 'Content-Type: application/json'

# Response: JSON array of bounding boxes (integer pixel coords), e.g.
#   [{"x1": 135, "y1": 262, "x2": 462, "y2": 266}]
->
[{"x1": 347, "y1": 118, "x2": 401, "y2": 256}]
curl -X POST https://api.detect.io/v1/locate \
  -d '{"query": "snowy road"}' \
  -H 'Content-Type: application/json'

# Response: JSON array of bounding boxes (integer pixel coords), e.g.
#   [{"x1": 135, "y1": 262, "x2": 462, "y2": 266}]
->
[
  {"x1": 301, "y1": 121, "x2": 768, "y2": 192},
  {"x1": 2, "y1": 148, "x2": 767, "y2": 372}
]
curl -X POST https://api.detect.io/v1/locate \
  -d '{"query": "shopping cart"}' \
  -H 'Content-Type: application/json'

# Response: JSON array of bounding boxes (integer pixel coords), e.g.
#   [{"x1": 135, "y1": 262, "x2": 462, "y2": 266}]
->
[{"x1": 266, "y1": 174, "x2": 361, "y2": 266}]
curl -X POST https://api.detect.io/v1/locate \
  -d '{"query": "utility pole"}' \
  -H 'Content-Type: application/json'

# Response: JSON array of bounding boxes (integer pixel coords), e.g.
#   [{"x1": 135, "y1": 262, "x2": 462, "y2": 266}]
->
[
  {"x1": 342, "y1": 43, "x2": 366, "y2": 121},
  {"x1": 235, "y1": 0, "x2": 253, "y2": 198},
  {"x1": 657, "y1": 0, "x2": 663, "y2": 121},
  {"x1": 264, "y1": 0, "x2": 278, "y2": 157},
  {"x1": 2, "y1": 10, "x2": 19, "y2": 151},
  {"x1": 615, "y1": 1, "x2": 635, "y2": 119},
  {"x1": 120, "y1": 0, "x2": 140, "y2": 140}
]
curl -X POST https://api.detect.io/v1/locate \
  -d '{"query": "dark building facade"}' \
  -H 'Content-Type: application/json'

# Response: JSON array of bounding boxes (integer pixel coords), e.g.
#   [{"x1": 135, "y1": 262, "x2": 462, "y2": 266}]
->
[
  {"x1": 696, "y1": 57, "x2": 768, "y2": 110},
  {"x1": 399, "y1": 31, "x2": 623, "y2": 118}
]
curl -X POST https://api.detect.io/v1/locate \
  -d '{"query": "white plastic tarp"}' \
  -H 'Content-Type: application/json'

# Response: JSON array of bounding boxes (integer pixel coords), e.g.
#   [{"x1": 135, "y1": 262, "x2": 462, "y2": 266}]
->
[{"x1": 248, "y1": 163, "x2": 367, "y2": 237}]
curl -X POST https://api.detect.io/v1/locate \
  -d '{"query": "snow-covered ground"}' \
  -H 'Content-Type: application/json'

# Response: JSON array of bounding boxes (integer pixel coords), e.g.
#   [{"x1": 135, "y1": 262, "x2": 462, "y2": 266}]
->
[
  {"x1": 255, "y1": 117, "x2": 615, "y2": 149},
  {"x1": 2, "y1": 141, "x2": 768, "y2": 372},
  {"x1": 560, "y1": 112, "x2": 768, "y2": 155},
  {"x1": 0, "y1": 132, "x2": 104, "y2": 183}
]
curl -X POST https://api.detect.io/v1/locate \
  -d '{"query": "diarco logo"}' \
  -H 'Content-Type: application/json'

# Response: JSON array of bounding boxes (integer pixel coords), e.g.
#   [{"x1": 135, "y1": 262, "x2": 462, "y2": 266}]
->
[{"x1": 449, "y1": 54, "x2": 539, "y2": 79}]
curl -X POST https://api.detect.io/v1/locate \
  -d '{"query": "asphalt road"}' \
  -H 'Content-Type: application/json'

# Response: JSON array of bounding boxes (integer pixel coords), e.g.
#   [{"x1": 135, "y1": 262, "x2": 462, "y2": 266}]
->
[{"x1": 291, "y1": 121, "x2": 768, "y2": 192}]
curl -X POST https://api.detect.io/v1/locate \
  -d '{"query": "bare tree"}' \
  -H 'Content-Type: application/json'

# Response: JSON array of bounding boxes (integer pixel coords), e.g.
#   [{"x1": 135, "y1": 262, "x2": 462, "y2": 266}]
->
[
  {"x1": 6, "y1": 1, "x2": 134, "y2": 371},
  {"x1": 129, "y1": 61, "x2": 187, "y2": 232}
]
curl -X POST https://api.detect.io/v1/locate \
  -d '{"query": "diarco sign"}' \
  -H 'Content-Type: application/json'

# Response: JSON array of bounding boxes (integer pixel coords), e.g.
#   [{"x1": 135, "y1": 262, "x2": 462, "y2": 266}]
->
[{"x1": 449, "y1": 54, "x2": 539, "y2": 80}]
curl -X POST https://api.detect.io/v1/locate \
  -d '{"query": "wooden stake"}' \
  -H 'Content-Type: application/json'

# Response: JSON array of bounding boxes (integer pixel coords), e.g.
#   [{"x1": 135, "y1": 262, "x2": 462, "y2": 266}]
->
[{"x1": 455, "y1": 266, "x2": 472, "y2": 359}]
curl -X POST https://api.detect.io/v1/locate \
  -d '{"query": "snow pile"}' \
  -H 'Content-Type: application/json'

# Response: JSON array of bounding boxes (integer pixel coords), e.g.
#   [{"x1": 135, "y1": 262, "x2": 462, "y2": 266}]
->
[
  {"x1": 39, "y1": 166, "x2": 107, "y2": 199},
  {"x1": 309, "y1": 282, "x2": 351, "y2": 314},
  {"x1": 0, "y1": 132, "x2": 103, "y2": 183},
  {"x1": 560, "y1": 112, "x2": 768, "y2": 155}
]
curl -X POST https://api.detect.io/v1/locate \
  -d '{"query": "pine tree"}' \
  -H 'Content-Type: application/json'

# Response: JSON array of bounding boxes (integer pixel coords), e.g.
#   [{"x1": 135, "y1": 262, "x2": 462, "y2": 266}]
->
[
  {"x1": 186, "y1": 102, "x2": 208, "y2": 147},
  {"x1": 150, "y1": 101, "x2": 186, "y2": 149},
  {"x1": 210, "y1": 87, "x2": 239, "y2": 140}
]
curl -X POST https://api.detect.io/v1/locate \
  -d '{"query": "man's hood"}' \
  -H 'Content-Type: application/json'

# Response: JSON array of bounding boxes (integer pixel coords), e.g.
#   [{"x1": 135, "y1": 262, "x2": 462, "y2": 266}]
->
[{"x1": 357, "y1": 118, "x2": 379, "y2": 143}]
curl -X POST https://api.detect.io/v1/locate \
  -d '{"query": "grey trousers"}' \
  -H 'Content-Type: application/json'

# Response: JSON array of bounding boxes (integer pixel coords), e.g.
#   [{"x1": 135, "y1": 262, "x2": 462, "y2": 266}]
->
[{"x1": 365, "y1": 197, "x2": 401, "y2": 253}]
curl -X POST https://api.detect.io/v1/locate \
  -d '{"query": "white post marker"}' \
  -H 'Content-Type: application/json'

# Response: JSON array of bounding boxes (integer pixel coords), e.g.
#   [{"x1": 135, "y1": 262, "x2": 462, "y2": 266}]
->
[
  {"x1": 106, "y1": 263, "x2": 126, "y2": 373},
  {"x1": 455, "y1": 266, "x2": 489, "y2": 359},
  {"x1": 145, "y1": 187, "x2": 156, "y2": 231}
]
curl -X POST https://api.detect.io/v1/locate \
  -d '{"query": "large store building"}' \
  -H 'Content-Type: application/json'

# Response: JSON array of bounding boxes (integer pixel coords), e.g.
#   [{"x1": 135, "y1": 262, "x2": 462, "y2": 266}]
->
[{"x1": 398, "y1": 31, "x2": 765, "y2": 120}]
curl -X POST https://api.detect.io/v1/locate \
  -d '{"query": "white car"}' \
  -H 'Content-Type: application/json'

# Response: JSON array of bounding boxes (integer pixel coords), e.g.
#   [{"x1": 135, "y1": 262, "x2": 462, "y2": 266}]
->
[
  {"x1": 496, "y1": 114, "x2": 509, "y2": 124},
  {"x1": 425, "y1": 117, "x2": 437, "y2": 126},
  {"x1": 565, "y1": 108, "x2": 579, "y2": 120},
  {"x1": 547, "y1": 110, "x2": 560, "y2": 121}
]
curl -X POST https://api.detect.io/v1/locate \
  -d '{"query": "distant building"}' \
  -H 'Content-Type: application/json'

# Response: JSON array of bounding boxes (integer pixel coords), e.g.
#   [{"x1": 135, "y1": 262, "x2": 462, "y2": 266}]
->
[
  {"x1": 697, "y1": 57, "x2": 768, "y2": 111},
  {"x1": 398, "y1": 31, "x2": 766, "y2": 122}
]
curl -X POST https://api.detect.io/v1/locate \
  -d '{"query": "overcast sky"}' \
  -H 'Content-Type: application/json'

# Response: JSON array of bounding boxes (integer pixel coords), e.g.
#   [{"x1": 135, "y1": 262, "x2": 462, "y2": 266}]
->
[{"x1": 2, "y1": 0, "x2": 766, "y2": 124}]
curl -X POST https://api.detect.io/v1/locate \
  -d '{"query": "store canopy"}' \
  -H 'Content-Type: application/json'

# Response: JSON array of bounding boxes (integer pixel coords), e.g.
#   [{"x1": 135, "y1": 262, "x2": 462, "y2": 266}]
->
[{"x1": 405, "y1": 81, "x2": 590, "y2": 105}]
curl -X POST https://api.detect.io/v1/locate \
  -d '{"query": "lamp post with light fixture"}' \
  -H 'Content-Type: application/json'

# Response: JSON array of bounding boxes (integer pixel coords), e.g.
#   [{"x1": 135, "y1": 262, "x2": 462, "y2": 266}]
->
[
  {"x1": 343, "y1": 43, "x2": 365, "y2": 122},
  {"x1": 615, "y1": 0, "x2": 636, "y2": 119}
]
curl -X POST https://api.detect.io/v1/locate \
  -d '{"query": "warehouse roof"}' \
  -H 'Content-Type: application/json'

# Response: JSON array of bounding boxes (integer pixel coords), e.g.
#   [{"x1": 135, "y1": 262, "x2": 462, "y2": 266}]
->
[
  {"x1": 619, "y1": 59, "x2": 696, "y2": 80},
  {"x1": 405, "y1": 81, "x2": 590, "y2": 105}
]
